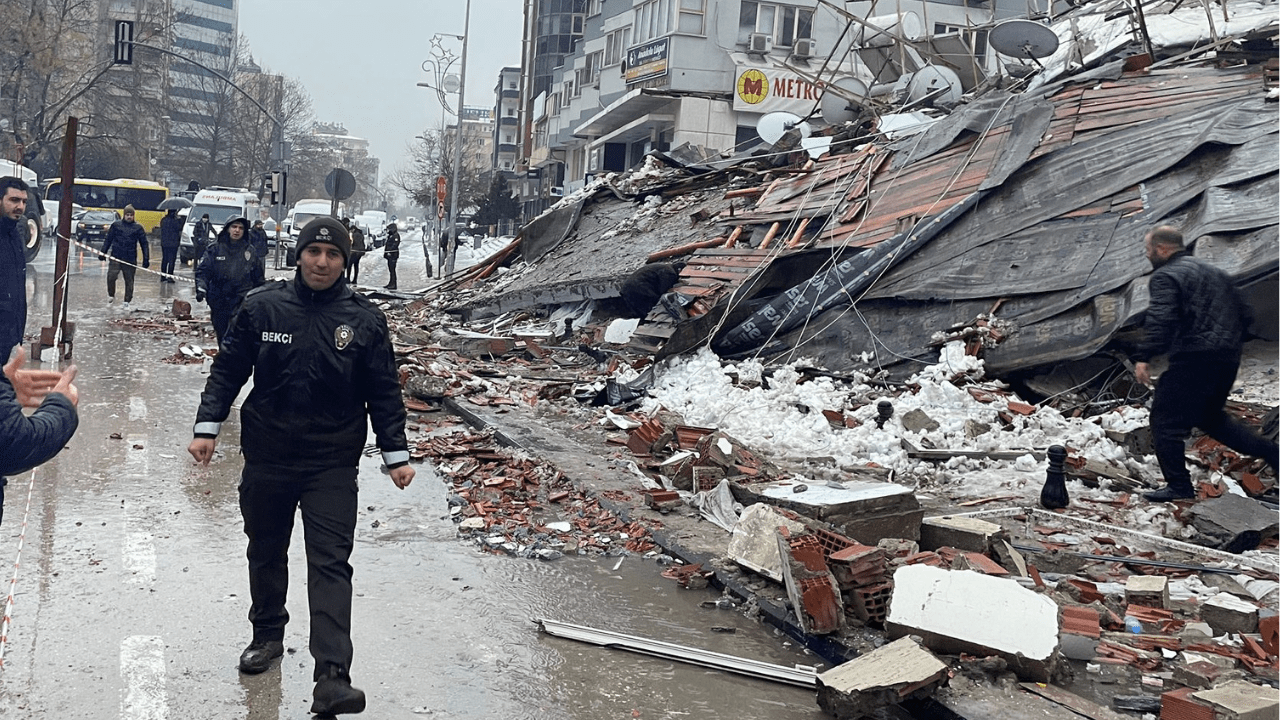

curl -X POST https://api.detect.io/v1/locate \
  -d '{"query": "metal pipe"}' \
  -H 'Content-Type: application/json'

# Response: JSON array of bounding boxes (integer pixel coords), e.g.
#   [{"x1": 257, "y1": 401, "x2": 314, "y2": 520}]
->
[{"x1": 536, "y1": 618, "x2": 819, "y2": 687}]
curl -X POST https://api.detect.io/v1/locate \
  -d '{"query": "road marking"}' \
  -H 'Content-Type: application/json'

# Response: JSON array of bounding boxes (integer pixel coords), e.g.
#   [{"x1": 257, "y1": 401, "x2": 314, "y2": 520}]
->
[
  {"x1": 123, "y1": 521, "x2": 156, "y2": 588},
  {"x1": 129, "y1": 396, "x2": 147, "y2": 421},
  {"x1": 120, "y1": 635, "x2": 167, "y2": 719}
]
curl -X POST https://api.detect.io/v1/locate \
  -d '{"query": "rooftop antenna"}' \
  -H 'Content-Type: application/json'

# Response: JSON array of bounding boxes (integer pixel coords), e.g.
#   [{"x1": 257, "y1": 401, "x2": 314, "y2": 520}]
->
[{"x1": 989, "y1": 18, "x2": 1060, "y2": 70}]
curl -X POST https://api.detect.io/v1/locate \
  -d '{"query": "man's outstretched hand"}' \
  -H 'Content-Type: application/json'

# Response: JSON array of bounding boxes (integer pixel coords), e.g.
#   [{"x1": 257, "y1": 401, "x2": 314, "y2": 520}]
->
[{"x1": 4, "y1": 347, "x2": 78, "y2": 407}]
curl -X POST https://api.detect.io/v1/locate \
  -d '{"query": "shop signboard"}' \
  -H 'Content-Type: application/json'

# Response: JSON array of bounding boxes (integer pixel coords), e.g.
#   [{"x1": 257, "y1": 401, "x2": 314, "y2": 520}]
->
[
  {"x1": 626, "y1": 37, "x2": 670, "y2": 84},
  {"x1": 733, "y1": 63, "x2": 829, "y2": 114}
]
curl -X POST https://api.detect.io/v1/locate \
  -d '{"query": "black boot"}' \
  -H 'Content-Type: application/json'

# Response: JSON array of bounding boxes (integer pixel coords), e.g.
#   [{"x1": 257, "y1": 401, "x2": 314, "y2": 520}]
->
[
  {"x1": 238, "y1": 640, "x2": 284, "y2": 674},
  {"x1": 311, "y1": 667, "x2": 366, "y2": 715},
  {"x1": 1143, "y1": 484, "x2": 1195, "y2": 502}
]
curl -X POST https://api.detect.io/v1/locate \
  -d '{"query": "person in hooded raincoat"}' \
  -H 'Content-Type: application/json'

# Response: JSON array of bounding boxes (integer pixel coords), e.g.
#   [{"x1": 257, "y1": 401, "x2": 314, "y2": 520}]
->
[{"x1": 195, "y1": 216, "x2": 265, "y2": 345}]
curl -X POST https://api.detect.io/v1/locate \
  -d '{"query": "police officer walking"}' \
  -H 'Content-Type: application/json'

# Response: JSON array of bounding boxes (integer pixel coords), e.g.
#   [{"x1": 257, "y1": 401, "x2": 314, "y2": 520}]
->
[
  {"x1": 195, "y1": 216, "x2": 264, "y2": 346},
  {"x1": 188, "y1": 216, "x2": 413, "y2": 716}
]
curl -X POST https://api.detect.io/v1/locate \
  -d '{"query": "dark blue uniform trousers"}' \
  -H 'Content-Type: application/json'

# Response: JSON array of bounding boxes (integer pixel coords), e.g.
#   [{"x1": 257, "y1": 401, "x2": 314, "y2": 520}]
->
[{"x1": 240, "y1": 464, "x2": 358, "y2": 681}]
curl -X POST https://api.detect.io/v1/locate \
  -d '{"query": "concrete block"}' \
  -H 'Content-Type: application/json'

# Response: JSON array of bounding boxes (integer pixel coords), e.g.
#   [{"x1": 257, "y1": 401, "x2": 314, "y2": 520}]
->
[
  {"x1": 733, "y1": 476, "x2": 922, "y2": 544},
  {"x1": 1192, "y1": 680, "x2": 1279, "y2": 720},
  {"x1": 816, "y1": 636, "x2": 948, "y2": 720},
  {"x1": 727, "y1": 503, "x2": 809, "y2": 582},
  {"x1": 1173, "y1": 660, "x2": 1225, "y2": 690},
  {"x1": 1126, "y1": 575, "x2": 1170, "y2": 609},
  {"x1": 1201, "y1": 592, "x2": 1260, "y2": 635},
  {"x1": 919, "y1": 515, "x2": 1006, "y2": 553},
  {"x1": 886, "y1": 564, "x2": 1060, "y2": 682},
  {"x1": 1184, "y1": 494, "x2": 1279, "y2": 553}
]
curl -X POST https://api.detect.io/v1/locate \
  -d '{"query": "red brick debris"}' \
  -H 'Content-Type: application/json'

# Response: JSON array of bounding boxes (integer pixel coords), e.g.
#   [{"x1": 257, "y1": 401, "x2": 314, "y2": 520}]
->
[{"x1": 412, "y1": 425, "x2": 660, "y2": 557}]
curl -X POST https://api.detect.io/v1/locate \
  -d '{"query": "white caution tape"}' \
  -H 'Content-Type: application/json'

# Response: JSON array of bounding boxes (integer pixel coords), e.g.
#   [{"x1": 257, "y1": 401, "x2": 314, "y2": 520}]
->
[{"x1": 63, "y1": 233, "x2": 194, "y2": 284}]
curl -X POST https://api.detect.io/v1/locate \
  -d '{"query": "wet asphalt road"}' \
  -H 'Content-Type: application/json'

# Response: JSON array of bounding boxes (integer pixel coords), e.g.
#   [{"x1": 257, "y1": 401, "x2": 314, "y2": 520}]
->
[{"x1": 1, "y1": 235, "x2": 828, "y2": 719}]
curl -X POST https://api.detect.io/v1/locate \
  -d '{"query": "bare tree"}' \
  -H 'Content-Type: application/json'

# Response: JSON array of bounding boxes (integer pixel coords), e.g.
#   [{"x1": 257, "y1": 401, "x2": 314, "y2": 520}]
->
[
  {"x1": 390, "y1": 129, "x2": 489, "y2": 214},
  {"x1": 0, "y1": 0, "x2": 174, "y2": 179}
]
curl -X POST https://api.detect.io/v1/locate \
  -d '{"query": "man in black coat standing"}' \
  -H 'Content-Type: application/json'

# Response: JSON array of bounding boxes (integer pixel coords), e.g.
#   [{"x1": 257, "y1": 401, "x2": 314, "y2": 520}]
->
[
  {"x1": 99, "y1": 204, "x2": 150, "y2": 307},
  {"x1": 159, "y1": 208, "x2": 183, "y2": 282},
  {"x1": 381, "y1": 222, "x2": 400, "y2": 290},
  {"x1": 1133, "y1": 225, "x2": 1278, "y2": 502},
  {"x1": 0, "y1": 176, "x2": 79, "y2": 525}
]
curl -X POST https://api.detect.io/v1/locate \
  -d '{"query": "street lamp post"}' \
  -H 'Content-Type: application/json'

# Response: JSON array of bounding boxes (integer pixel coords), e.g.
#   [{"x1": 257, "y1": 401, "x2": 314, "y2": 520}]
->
[
  {"x1": 416, "y1": 0, "x2": 470, "y2": 277},
  {"x1": 445, "y1": 0, "x2": 472, "y2": 277}
]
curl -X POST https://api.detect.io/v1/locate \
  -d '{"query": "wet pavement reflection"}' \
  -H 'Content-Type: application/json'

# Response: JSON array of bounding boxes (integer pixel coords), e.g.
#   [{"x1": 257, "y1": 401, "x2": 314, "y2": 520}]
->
[{"x1": 1, "y1": 238, "x2": 827, "y2": 719}]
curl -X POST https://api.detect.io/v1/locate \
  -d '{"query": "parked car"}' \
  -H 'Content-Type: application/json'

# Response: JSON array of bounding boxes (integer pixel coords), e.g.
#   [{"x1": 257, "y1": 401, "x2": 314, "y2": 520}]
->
[{"x1": 76, "y1": 209, "x2": 120, "y2": 249}]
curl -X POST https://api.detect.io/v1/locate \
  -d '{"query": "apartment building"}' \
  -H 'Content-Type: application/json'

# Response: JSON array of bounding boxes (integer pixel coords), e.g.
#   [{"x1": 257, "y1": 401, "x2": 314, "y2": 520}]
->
[
  {"x1": 494, "y1": 68, "x2": 523, "y2": 174},
  {"x1": 166, "y1": 0, "x2": 239, "y2": 161},
  {"x1": 517, "y1": 0, "x2": 1026, "y2": 216}
]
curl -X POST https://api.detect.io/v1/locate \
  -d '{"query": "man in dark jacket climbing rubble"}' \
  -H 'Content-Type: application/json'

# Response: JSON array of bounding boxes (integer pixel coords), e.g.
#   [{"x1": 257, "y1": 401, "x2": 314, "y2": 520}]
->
[{"x1": 1132, "y1": 225, "x2": 1278, "y2": 502}]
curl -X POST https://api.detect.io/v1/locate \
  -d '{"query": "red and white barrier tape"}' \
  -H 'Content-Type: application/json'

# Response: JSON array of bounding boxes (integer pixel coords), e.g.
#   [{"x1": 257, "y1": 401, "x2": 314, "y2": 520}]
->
[{"x1": 0, "y1": 468, "x2": 38, "y2": 668}]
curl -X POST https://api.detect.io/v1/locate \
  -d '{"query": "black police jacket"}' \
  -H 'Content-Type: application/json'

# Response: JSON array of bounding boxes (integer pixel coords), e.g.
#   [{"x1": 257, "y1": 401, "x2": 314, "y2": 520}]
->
[
  {"x1": 193, "y1": 275, "x2": 409, "y2": 471},
  {"x1": 195, "y1": 235, "x2": 265, "y2": 305}
]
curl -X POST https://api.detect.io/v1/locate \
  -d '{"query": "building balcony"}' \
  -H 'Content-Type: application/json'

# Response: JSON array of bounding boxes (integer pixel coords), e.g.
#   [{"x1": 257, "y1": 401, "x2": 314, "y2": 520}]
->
[
  {"x1": 498, "y1": 116, "x2": 520, "y2": 126},
  {"x1": 502, "y1": 89, "x2": 520, "y2": 99}
]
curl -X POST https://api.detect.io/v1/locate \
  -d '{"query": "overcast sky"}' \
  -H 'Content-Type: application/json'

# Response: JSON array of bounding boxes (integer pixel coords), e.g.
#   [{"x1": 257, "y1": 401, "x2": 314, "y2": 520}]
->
[{"x1": 240, "y1": 0, "x2": 524, "y2": 181}]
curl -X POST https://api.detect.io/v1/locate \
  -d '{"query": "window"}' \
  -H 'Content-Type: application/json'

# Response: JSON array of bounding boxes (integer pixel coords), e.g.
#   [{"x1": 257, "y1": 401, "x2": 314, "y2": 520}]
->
[
  {"x1": 738, "y1": 2, "x2": 813, "y2": 46},
  {"x1": 605, "y1": 27, "x2": 631, "y2": 66},
  {"x1": 634, "y1": 0, "x2": 675, "y2": 42},
  {"x1": 587, "y1": 0, "x2": 602, "y2": 16},
  {"x1": 933, "y1": 23, "x2": 989, "y2": 60},
  {"x1": 678, "y1": 0, "x2": 705, "y2": 34}
]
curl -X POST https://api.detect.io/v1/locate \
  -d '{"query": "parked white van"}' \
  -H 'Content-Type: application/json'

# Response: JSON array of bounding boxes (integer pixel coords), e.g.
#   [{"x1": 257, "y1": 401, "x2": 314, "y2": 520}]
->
[{"x1": 180, "y1": 188, "x2": 260, "y2": 263}]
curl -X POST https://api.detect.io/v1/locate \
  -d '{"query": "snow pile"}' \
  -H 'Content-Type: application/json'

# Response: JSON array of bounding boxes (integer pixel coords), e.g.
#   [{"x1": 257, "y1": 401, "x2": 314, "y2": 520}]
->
[{"x1": 644, "y1": 342, "x2": 1202, "y2": 535}]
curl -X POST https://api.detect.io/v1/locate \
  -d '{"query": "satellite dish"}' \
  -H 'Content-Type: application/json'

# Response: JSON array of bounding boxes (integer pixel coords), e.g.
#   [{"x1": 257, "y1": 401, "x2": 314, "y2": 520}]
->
[
  {"x1": 905, "y1": 66, "x2": 963, "y2": 106},
  {"x1": 819, "y1": 77, "x2": 870, "y2": 125},
  {"x1": 989, "y1": 19, "x2": 1060, "y2": 59},
  {"x1": 756, "y1": 112, "x2": 810, "y2": 145}
]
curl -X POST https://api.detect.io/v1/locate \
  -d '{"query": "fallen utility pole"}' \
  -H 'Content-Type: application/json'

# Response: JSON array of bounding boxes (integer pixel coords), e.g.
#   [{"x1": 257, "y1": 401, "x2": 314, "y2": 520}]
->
[{"x1": 536, "y1": 618, "x2": 818, "y2": 688}]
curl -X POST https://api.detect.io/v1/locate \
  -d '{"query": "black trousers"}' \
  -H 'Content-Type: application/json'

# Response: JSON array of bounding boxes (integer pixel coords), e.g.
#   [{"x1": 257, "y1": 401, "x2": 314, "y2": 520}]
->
[
  {"x1": 240, "y1": 464, "x2": 359, "y2": 681},
  {"x1": 347, "y1": 253, "x2": 363, "y2": 283},
  {"x1": 160, "y1": 245, "x2": 178, "y2": 278},
  {"x1": 209, "y1": 300, "x2": 235, "y2": 346},
  {"x1": 1152, "y1": 351, "x2": 1279, "y2": 490},
  {"x1": 385, "y1": 258, "x2": 397, "y2": 288}
]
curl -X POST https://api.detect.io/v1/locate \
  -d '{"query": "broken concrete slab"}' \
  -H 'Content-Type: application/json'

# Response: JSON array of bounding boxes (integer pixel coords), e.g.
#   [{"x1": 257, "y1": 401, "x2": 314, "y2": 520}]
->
[
  {"x1": 1125, "y1": 575, "x2": 1170, "y2": 609},
  {"x1": 919, "y1": 515, "x2": 1007, "y2": 553},
  {"x1": 731, "y1": 475, "x2": 922, "y2": 544},
  {"x1": 726, "y1": 503, "x2": 810, "y2": 582},
  {"x1": 1184, "y1": 494, "x2": 1279, "y2": 553},
  {"x1": 816, "y1": 636, "x2": 949, "y2": 720},
  {"x1": 1201, "y1": 592, "x2": 1261, "y2": 635},
  {"x1": 886, "y1": 564, "x2": 1060, "y2": 682},
  {"x1": 1192, "y1": 680, "x2": 1279, "y2": 720}
]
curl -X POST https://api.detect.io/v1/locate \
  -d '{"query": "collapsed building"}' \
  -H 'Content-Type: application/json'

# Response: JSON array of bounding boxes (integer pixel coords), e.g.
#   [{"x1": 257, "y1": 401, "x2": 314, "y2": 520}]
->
[
  {"x1": 385, "y1": 1, "x2": 1279, "y2": 718},
  {"x1": 449, "y1": 0, "x2": 1277, "y2": 391}
]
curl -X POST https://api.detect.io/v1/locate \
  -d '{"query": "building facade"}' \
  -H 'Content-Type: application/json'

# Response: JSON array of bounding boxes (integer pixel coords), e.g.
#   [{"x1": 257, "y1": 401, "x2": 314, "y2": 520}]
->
[
  {"x1": 515, "y1": 0, "x2": 1028, "y2": 217},
  {"x1": 493, "y1": 67, "x2": 523, "y2": 174},
  {"x1": 167, "y1": 0, "x2": 239, "y2": 164}
]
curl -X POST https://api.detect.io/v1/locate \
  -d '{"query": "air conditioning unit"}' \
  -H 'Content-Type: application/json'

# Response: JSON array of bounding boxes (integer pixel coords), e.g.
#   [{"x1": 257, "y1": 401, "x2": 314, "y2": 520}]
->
[
  {"x1": 747, "y1": 32, "x2": 772, "y2": 54},
  {"x1": 792, "y1": 38, "x2": 817, "y2": 59},
  {"x1": 549, "y1": 186, "x2": 565, "y2": 197}
]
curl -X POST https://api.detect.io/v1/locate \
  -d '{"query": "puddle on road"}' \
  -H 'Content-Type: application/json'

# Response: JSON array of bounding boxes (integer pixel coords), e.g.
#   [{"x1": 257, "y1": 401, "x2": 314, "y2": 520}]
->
[{"x1": 18, "y1": 248, "x2": 832, "y2": 720}]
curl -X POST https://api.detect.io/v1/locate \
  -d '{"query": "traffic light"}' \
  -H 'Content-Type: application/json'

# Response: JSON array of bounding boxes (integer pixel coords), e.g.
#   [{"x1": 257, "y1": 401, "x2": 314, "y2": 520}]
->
[
  {"x1": 113, "y1": 21, "x2": 134, "y2": 65},
  {"x1": 264, "y1": 171, "x2": 286, "y2": 206}
]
